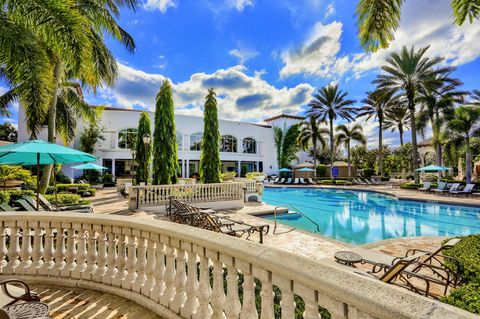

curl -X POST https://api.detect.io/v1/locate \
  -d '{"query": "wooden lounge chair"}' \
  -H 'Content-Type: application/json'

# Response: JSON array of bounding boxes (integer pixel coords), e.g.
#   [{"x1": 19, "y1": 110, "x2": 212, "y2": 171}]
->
[
  {"x1": 449, "y1": 184, "x2": 475, "y2": 197},
  {"x1": 417, "y1": 182, "x2": 432, "y2": 193},
  {"x1": 200, "y1": 212, "x2": 255, "y2": 237}
]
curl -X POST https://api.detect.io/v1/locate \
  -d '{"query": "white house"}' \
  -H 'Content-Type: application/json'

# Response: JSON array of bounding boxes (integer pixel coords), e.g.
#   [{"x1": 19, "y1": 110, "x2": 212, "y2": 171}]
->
[{"x1": 18, "y1": 106, "x2": 309, "y2": 178}]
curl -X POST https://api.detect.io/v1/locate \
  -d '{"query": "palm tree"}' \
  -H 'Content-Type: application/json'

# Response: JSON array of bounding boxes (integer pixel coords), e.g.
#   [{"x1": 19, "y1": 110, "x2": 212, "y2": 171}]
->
[
  {"x1": 375, "y1": 46, "x2": 452, "y2": 183},
  {"x1": 417, "y1": 76, "x2": 466, "y2": 167},
  {"x1": 356, "y1": 0, "x2": 480, "y2": 51},
  {"x1": 297, "y1": 117, "x2": 328, "y2": 177},
  {"x1": 1, "y1": 0, "x2": 137, "y2": 192},
  {"x1": 307, "y1": 84, "x2": 356, "y2": 177},
  {"x1": 383, "y1": 106, "x2": 410, "y2": 146},
  {"x1": 335, "y1": 124, "x2": 367, "y2": 177},
  {"x1": 358, "y1": 89, "x2": 397, "y2": 176},
  {"x1": 447, "y1": 106, "x2": 480, "y2": 184}
]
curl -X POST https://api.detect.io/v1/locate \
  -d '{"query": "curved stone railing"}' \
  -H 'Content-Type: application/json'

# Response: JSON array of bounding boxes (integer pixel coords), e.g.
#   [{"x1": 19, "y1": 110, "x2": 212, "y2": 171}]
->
[{"x1": 0, "y1": 213, "x2": 475, "y2": 319}]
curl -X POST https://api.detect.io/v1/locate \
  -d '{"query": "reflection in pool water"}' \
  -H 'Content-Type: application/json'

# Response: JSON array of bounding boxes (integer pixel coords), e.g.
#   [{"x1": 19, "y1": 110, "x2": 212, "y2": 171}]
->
[{"x1": 261, "y1": 187, "x2": 480, "y2": 245}]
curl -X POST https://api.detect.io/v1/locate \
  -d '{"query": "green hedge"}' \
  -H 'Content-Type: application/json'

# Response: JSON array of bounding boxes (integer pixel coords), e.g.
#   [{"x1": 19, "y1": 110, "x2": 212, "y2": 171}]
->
[
  {"x1": 400, "y1": 182, "x2": 423, "y2": 189},
  {"x1": 319, "y1": 179, "x2": 352, "y2": 185},
  {"x1": 46, "y1": 183, "x2": 91, "y2": 194},
  {"x1": 441, "y1": 235, "x2": 480, "y2": 314},
  {"x1": 44, "y1": 194, "x2": 91, "y2": 206}
]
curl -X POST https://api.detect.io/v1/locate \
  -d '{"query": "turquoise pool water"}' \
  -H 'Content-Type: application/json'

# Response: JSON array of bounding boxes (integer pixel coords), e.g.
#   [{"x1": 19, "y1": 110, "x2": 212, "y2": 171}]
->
[{"x1": 262, "y1": 187, "x2": 480, "y2": 245}]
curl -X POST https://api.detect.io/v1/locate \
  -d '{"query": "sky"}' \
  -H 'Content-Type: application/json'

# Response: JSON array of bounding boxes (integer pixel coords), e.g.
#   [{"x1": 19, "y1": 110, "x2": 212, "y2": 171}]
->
[{"x1": 3, "y1": 0, "x2": 480, "y2": 147}]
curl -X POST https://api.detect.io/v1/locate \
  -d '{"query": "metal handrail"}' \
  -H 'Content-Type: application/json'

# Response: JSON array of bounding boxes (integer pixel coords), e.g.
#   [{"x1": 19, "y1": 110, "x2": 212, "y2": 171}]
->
[{"x1": 282, "y1": 203, "x2": 321, "y2": 232}]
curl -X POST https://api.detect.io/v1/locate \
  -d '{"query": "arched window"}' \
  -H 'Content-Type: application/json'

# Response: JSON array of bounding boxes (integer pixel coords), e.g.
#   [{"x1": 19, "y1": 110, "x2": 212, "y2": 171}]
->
[
  {"x1": 220, "y1": 135, "x2": 237, "y2": 152},
  {"x1": 118, "y1": 128, "x2": 137, "y2": 149},
  {"x1": 243, "y1": 137, "x2": 257, "y2": 154},
  {"x1": 190, "y1": 132, "x2": 203, "y2": 151},
  {"x1": 177, "y1": 132, "x2": 183, "y2": 150}
]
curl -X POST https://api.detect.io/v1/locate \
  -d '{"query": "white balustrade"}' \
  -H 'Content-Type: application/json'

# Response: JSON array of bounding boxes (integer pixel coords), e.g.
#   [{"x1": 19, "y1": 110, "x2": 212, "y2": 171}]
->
[
  {"x1": 0, "y1": 213, "x2": 474, "y2": 319},
  {"x1": 129, "y1": 182, "x2": 245, "y2": 209}
]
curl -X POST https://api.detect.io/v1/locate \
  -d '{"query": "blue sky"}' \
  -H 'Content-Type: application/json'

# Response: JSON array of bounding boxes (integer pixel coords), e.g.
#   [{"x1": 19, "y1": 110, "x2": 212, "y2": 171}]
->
[{"x1": 3, "y1": 0, "x2": 480, "y2": 147}]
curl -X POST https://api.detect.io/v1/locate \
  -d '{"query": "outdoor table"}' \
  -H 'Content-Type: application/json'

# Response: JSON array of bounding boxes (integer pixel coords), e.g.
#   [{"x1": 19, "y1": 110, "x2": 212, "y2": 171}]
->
[
  {"x1": 334, "y1": 251, "x2": 363, "y2": 267},
  {"x1": 3, "y1": 302, "x2": 50, "y2": 319}
]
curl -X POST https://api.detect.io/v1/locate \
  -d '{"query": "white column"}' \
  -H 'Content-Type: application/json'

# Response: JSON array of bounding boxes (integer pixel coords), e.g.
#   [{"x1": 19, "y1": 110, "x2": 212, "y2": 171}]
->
[
  {"x1": 181, "y1": 159, "x2": 185, "y2": 178},
  {"x1": 112, "y1": 159, "x2": 116, "y2": 177},
  {"x1": 237, "y1": 161, "x2": 241, "y2": 177},
  {"x1": 186, "y1": 160, "x2": 190, "y2": 178}
]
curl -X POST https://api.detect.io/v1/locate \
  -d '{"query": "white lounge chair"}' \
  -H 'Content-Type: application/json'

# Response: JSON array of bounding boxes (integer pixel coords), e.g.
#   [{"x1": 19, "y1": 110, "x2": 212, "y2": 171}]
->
[
  {"x1": 299, "y1": 178, "x2": 308, "y2": 185},
  {"x1": 417, "y1": 182, "x2": 432, "y2": 193},
  {"x1": 449, "y1": 184, "x2": 475, "y2": 196},
  {"x1": 294, "y1": 178, "x2": 300, "y2": 184}
]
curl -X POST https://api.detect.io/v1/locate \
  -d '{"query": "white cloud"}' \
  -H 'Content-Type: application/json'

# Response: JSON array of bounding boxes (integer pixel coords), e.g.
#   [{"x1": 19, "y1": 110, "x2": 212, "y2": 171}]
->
[
  {"x1": 229, "y1": 47, "x2": 259, "y2": 64},
  {"x1": 95, "y1": 63, "x2": 315, "y2": 122},
  {"x1": 280, "y1": 21, "x2": 345, "y2": 78},
  {"x1": 324, "y1": 3, "x2": 335, "y2": 18},
  {"x1": 154, "y1": 55, "x2": 168, "y2": 69},
  {"x1": 228, "y1": 0, "x2": 254, "y2": 11},
  {"x1": 143, "y1": 0, "x2": 175, "y2": 12}
]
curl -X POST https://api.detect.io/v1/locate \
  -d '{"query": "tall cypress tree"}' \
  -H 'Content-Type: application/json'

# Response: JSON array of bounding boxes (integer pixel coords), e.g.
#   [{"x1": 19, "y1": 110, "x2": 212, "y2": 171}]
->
[
  {"x1": 152, "y1": 80, "x2": 178, "y2": 184},
  {"x1": 200, "y1": 88, "x2": 221, "y2": 183},
  {"x1": 135, "y1": 112, "x2": 152, "y2": 185}
]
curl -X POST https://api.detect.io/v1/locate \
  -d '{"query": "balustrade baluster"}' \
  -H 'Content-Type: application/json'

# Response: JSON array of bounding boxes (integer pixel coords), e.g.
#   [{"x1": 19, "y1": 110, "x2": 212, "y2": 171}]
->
[
  {"x1": 5, "y1": 223, "x2": 19, "y2": 274},
  {"x1": 171, "y1": 240, "x2": 187, "y2": 313},
  {"x1": 238, "y1": 261, "x2": 258, "y2": 319},
  {"x1": 39, "y1": 223, "x2": 54, "y2": 276},
  {"x1": 151, "y1": 236, "x2": 166, "y2": 302},
  {"x1": 222, "y1": 256, "x2": 241, "y2": 319},
  {"x1": 26, "y1": 221, "x2": 43, "y2": 275},
  {"x1": 84, "y1": 227, "x2": 98, "y2": 280},
  {"x1": 0, "y1": 223, "x2": 7, "y2": 271},
  {"x1": 209, "y1": 252, "x2": 226, "y2": 319},
  {"x1": 51, "y1": 224, "x2": 66, "y2": 276},
  {"x1": 104, "y1": 227, "x2": 118, "y2": 285},
  {"x1": 194, "y1": 248, "x2": 212, "y2": 319},
  {"x1": 18, "y1": 221, "x2": 32, "y2": 275},
  {"x1": 181, "y1": 243, "x2": 198, "y2": 318},
  {"x1": 141, "y1": 235, "x2": 156, "y2": 297},
  {"x1": 273, "y1": 275, "x2": 295, "y2": 319},
  {"x1": 62, "y1": 226, "x2": 77, "y2": 277},
  {"x1": 296, "y1": 283, "x2": 320, "y2": 318},
  {"x1": 253, "y1": 267, "x2": 274, "y2": 319},
  {"x1": 93, "y1": 226, "x2": 107, "y2": 283},
  {"x1": 133, "y1": 231, "x2": 147, "y2": 293},
  {"x1": 123, "y1": 229, "x2": 138, "y2": 290},
  {"x1": 160, "y1": 239, "x2": 176, "y2": 307},
  {"x1": 113, "y1": 230, "x2": 127, "y2": 287},
  {"x1": 72, "y1": 224, "x2": 87, "y2": 279}
]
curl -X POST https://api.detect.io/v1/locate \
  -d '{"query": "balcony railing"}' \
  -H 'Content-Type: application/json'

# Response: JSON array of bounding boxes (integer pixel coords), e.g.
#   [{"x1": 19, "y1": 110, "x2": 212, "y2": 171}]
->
[{"x1": 0, "y1": 212, "x2": 474, "y2": 319}]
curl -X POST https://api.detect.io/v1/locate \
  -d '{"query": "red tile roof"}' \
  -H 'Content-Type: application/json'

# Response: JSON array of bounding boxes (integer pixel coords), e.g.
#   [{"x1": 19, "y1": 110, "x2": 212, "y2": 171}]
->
[{"x1": 263, "y1": 114, "x2": 305, "y2": 122}]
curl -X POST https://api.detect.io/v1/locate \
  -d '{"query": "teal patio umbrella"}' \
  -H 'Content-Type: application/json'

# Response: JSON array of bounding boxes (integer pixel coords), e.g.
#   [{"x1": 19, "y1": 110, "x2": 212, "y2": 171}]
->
[
  {"x1": 297, "y1": 167, "x2": 315, "y2": 172},
  {"x1": 72, "y1": 163, "x2": 108, "y2": 184},
  {"x1": 416, "y1": 165, "x2": 451, "y2": 172},
  {"x1": 0, "y1": 140, "x2": 96, "y2": 210},
  {"x1": 278, "y1": 168, "x2": 292, "y2": 172}
]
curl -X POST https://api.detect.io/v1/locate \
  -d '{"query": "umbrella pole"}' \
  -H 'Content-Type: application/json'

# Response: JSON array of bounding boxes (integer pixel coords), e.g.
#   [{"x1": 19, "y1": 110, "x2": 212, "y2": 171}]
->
[
  {"x1": 53, "y1": 165, "x2": 58, "y2": 210},
  {"x1": 36, "y1": 153, "x2": 40, "y2": 211}
]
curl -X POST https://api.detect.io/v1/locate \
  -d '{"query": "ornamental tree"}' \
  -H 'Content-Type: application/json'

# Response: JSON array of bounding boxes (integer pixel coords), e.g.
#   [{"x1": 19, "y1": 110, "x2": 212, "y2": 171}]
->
[
  {"x1": 152, "y1": 80, "x2": 178, "y2": 185},
  {"x1": 135, "y1": 112, "x2": 152, "y2": 185},
  {"x1": 200, "y1": 88, "x2": 221, "y2": 183}
]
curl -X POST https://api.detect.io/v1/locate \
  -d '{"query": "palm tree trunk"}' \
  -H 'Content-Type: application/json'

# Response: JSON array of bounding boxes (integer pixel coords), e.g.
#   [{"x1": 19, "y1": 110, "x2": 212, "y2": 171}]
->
[
  {"x1": 39, "y1": 61, "x2": 62, "y2": 194},
  {"x1": 465, "y1": 136, "x2": 472, "y2": 184},
  {"x1": 313, "y1": 139, "x2": 317, "y2": 178},
  {"x1": 329, "y1": 117, "x2": 334, "y2": 178},
  {"x1": 347, "y1": 142, "x2": 351, "y2": 177},
  {"x1": 408, "y1": 96, "x2": 419, "y2": 183},
  {"x1": 378, "y1": 117, "x2": 383, "y2": 176},
  {"x1": 399, "y1": 125, "x2": 404, "y2": 147}
]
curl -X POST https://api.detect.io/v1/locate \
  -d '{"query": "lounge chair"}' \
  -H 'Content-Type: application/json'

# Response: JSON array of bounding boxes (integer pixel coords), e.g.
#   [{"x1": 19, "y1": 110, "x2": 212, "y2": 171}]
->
[
  {"x1": 200, "y1": 212, "x2": 256, "y2": 237},
  {"x1": 292, "y1": 178, "x2": 299, "y2": 184},
  {"x1": 431, "y1": 182, "x2": 448, "y2": 194},
  {"x1": 0, "y1": 203, "x2": 15, "y2": 212},
  {"x1": 299, "y1": 178, "x2": 308, "y2": 185},
  {"x1": 369, "y1": 178, "x2": 382, "y2": 185},
  {"x1": 307, "y1": 178, "x2": 316, "y2": 184},
  {"x1": 277, "y1": 178, "x2": 285, "y2": 184},
  {"x1": 27, "y1": 195, "x2": 93, "y2": 213},
  {"x1": 0, "y1": 279, "x2": 50, "y2": 319},
  {"x1": 443, "y1": 183, "x2": 461, "y2": 195},
  {"x1": 14, "y1": 199, "x2": 37, "y2": 211},
  {"x1": 272, "y1": 178, "x2": 280, "y2": 184},
  {"x1": 353, "y1": 178, "x2": 367, "y2": 185},
  {"x1": 417, "y1": 182, "x2": 432, "y2": 193},
  {"x1": 285, "y1": 178, "x2": 293, "y2": 184},
  {"x1": 449, "y1": 184, "x2": 475, "y2": 197}
]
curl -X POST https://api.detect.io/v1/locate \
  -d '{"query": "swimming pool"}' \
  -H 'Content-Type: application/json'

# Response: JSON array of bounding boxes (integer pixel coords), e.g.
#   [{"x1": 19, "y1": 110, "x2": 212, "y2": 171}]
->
[{"x1": 261, "y1": 187, "x2": 480, "y2": 245}]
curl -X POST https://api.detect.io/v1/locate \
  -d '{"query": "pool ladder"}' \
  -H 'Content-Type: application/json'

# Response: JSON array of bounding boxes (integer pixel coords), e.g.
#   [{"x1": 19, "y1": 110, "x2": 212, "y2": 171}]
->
[{"x1": 273, "y1": 204, "x2": 320, "y2": 234}]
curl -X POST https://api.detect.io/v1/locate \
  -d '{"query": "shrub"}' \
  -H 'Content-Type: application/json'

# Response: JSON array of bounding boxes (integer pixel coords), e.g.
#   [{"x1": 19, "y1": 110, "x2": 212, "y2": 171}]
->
[
  {"x1": 440, "y1": 235, "x2": 480, "y2": 314},
  {"x1": 0, "y1": 165, "x2": 36, "y2": 188},
  {"x1": 56, "y1": 183, "x2": 91, "y2": 192},
  {"x1": 319, "y1": 179, "x2": 352, "y2": 185},
  {"x1": 79, "y1": 188, "x2": 96, "y2": 197},
  {"x1": 44, "y1": 193, "x2": 91, "y2": 206},
  {"x1": 362, "y1": 168, "x2": 374, "y2": 178},
  {"x1": 245, "y1": 172, "x2": 266, "y2": 180},
  {"x1": 316, "y1": 164, "x2": 327, "y2": 177},
  {"x1": 0, "y1": 192, "x2": 10, "y2": 204},
  {"x1": 0, "y1": 190, "x2": 35, "y2": 205},
  {"x1": 55, "y1": 168, "x2": 72, "y2": 183},
  {"x1": 400, "y1": 182, "x2": 422, "y2": 189},
  {"x1": 221, "y1": 171, "x2": 236, "y2": 181}
]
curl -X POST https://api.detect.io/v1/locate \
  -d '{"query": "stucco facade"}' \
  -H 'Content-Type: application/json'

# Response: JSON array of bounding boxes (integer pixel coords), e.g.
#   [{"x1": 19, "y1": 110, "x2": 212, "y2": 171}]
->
[{"x1": 18, "y1": 107, "x2": 308, "y2": 178}]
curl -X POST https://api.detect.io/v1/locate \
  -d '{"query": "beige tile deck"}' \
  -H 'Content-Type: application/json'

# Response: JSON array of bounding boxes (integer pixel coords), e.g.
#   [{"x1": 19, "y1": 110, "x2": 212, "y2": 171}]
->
[{"x1": 32, "y1": 285, "x2": 160, "y2": 319}]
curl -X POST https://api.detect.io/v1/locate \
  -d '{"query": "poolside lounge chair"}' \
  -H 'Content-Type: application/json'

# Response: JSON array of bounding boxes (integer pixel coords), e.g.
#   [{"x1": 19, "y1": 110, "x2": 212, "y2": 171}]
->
[
  {"x1": 0, "y1": 279, "x2": 50, "y2": 319},
  {"x1": 14, "y1": 199, "x2": 37, "y2": 211},
  {"x1": 272, "y1": 178, "x2": 280, "y2": 184},
  {"x1": 277, "y1": 178, "x2": 285, "y2": 184},
  {"x1": 449, "y1": 184, "x2": 475, "y2": 197},
  {"x1": 431, "y1": 182, "x2": 448, "y2": 194},
  {"x1": 417, "y1": 182, "x2": 432, "y2": 193},
  {"x1": 0, "y1": 203, "x2": 15, "y2": 212},
  {"x1": 299, "y1": 178, "x2": 308, "y2": 185},
  {"x1": 292, "y1": 178, "x2": 299, "y2": 184},
  {"x1": 200, "y1": 212, "x2": 257, "y2": 237},
  {"x1": 443, "y1": 183, "x2": 461, "y2": 195},
  {"x1": 24, "y1": 195, "x2": 93, "y2": 213},
  {"x1": 353, "y1": 178, "x2": 367, "y2": 185},
  {"x1": 285, "y1": 178, "x2": 293, "y2": 184},
  {"x1": 307, "y1": 178, "x2": 316, "y2": 184},
  {"x1": 369, "y1": 178, "x2": 382, "y2": 185}
]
